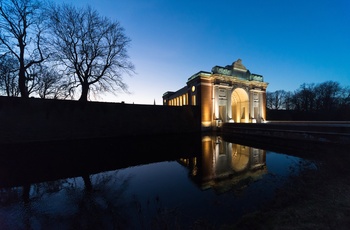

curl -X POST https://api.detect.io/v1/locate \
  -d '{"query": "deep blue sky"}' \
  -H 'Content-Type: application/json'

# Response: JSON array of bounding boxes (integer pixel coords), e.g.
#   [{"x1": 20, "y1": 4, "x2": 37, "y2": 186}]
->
[{"x1": 56, "y1": 0, "x2": 350, "y2": 104}]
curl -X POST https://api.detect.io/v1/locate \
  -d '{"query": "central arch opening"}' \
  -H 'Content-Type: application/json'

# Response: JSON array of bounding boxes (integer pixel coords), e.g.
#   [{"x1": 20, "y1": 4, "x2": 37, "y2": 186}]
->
[{"x1": 231, "y1": 88, "x2": 249, "y2": 123}]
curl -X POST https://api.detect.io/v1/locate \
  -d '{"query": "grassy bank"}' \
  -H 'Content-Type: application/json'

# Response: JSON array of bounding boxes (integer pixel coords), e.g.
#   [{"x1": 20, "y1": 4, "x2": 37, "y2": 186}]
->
[{"x1": 233, "y1": 146, "x2": 350, "y2": 230}]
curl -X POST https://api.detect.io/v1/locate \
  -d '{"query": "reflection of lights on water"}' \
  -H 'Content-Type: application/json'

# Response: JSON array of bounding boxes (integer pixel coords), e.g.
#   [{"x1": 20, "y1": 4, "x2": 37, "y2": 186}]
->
[
  {"x1": 192, "y1": 167, "x2": 197, "y2": 176},
  {"x1": 233, "y1": 151, "x2": 238, "y2": 157}
]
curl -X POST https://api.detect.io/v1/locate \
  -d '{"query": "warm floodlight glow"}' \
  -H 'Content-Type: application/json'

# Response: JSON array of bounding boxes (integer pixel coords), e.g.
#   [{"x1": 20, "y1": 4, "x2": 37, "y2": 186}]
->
[
  {"x1": 162, "y1": 60, "x2": 268, "y2": 129},
  {"x1": 201, "y1": 121, "x2": 212, "y2": 127},
  {"x1": 201, "y1": 136, "x2": 212, "y2": 142}
]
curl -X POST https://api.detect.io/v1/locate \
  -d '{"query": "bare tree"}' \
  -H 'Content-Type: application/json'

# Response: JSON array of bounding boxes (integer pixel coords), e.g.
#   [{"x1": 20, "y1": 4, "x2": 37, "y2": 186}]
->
[
  {"x1": 292, "y1": 83, "x2": 316, "y2": 111},
  {"x1": 0, "y1": 0, "x2": 49, "y2": 98},
  {"x1": 0, "y1": 55, "x2": 20, "y2": 96},
  {"x1": 29, "y1": 63, "x2": 70, "y2": 99},
  {"x1": 339, "y1": 86, "x2": 350, "y2": 109},
  {"x1": 266, "y1": 90, "x2": 287, "y2": 110},
  {"x1": 314, "y1": 81, "x2": 341, "y2": 111},
  {"x1": 48, "y1": 4, "x2": 135, "y2": 102},
  {"x1": 284, "y1": 91, "x2": 294, "y2": 110},
  {"x1": 266, "y1": 91, "x2": 274, "y2": 110}
]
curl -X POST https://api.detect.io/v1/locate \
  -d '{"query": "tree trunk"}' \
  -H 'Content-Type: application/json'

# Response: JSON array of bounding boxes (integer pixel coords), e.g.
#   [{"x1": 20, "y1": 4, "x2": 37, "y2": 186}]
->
[
  {"x1": 19, "y1": 65, "x2": 29, "y2": 98},
  {"x1": 79, "y1": 83, "x2": 89, "y2": 102}
]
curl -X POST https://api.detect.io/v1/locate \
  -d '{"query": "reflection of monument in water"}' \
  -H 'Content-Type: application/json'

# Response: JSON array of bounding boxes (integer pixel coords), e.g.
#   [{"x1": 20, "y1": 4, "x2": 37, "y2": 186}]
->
[{"x1": 179, "y1": 136, "x2": 267, "y2": 193}]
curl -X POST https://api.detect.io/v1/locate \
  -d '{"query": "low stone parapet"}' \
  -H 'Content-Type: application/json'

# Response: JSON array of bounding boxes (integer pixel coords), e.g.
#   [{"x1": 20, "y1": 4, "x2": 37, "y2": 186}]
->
[{"x1": 222, "y1": 122, "x2": 350, "y2": 145}]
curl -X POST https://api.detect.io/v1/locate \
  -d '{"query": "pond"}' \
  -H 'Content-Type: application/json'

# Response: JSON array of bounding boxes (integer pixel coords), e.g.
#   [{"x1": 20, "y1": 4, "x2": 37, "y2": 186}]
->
[{"x1": 0, "y1": 134, "x2": 317, "y2": 229}]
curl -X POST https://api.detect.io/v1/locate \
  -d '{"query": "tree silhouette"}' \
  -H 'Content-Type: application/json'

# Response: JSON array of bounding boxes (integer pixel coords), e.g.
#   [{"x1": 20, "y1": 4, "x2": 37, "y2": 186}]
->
[
  {"x1": 0, "y1": 0, "x2": 48, "y2": 98},
  {"x1": 266, "y1": 90, "x2": 287, "y2": 110},
  {"x1": 0, "y1": 55, "x2": 19, "y2": 96},
  {"x1": 267, "y1": 80, "x2": 350, "y2": 116},
  {"x1": 31, "y1": 64, "x2": 69, "y2": 99},
  {"x1": 314, "y1": 81, "x2": 341, "y2": 111},
  {"x1": 48, "y1": 4, "x2": 135, "y2": 102}
]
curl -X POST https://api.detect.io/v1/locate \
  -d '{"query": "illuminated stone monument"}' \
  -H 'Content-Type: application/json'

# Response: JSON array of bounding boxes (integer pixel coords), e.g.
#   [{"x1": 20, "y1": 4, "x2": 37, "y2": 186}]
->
[{"x1": 163, "y1": 59, "x2": 268, "y2": 130}]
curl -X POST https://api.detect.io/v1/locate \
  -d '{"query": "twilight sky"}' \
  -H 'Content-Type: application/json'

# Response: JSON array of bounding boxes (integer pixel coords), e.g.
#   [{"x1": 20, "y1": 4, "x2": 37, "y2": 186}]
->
[{"x1": 56, "y1": 0, "x2": 350, "y2": 105}]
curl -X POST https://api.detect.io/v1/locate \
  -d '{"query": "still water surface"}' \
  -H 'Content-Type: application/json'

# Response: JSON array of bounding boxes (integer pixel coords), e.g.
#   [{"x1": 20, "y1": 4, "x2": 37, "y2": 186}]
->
[{"x1": 0, "y1": 135, "x2": 315, "y2": 229}]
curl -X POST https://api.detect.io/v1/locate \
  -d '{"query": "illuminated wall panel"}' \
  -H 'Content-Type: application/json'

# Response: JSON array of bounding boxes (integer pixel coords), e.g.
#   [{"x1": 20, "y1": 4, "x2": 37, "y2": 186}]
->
[{"x1": 200, "y1": 82, "x2": 212, "y2": 127}]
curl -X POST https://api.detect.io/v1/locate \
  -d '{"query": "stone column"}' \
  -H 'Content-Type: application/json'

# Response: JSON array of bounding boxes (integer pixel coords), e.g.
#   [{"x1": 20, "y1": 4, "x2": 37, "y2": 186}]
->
[
  {"x1": 227, "y1": 87, "x2": 233, "y2": 122},
  {"x1": 213, "y1": 85, "x2": 219, "y2": 120},
  {"x1": 249, "y1": 90, "x2": 254, "y2": 122},
  {"x1": 259, "y1": 92, "x2": 265, "y2": 122}
]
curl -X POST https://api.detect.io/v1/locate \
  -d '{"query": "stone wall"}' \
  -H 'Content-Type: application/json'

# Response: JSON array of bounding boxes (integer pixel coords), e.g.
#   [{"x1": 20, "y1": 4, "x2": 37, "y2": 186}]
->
[{"x1": 0, "y1": 97, "x2": 201, "y2": 144}]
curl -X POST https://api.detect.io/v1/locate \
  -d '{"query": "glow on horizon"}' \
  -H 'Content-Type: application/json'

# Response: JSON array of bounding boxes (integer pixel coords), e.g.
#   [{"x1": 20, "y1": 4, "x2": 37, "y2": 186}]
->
[{"x1": 55, "y1": 0, "x2": 350, "y2": 105}]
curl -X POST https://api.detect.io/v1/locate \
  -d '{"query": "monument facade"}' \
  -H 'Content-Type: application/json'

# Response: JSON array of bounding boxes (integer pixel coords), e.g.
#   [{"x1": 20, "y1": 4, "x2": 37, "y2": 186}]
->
[{"x1": 163, "y1": 59, "x2": 268, "y2": 130}]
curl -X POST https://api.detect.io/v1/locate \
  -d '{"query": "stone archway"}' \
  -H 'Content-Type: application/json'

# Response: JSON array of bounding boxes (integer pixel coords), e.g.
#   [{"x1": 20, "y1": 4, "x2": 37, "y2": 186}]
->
[{"x1": 231, "y1": 88, "x2": 249, "y2": 123}]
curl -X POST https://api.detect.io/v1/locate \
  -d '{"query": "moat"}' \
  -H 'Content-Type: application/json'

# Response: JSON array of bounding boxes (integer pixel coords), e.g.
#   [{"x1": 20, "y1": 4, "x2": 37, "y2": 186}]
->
[{"x1": 2, "y1": 133, "x2": 347, "y2": 229}]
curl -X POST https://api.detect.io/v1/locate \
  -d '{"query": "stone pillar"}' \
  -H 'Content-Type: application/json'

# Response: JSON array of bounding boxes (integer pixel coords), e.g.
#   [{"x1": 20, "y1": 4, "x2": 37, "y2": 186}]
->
[
  {"x1": 249, "y1": 90, "x2": 254, "y2": 122},
  {"x1": 259, "y1": 92, "x2": 266, "y2": 122},
  {"x1": 227, "y1": 88, "x2": 233, "y2": 122},
  {"x1": 213, "y1": 85, "x2": 219, "y2": 120},
  {"x1": 201, "y1": 82, "x2": 213, "y2": 128}
]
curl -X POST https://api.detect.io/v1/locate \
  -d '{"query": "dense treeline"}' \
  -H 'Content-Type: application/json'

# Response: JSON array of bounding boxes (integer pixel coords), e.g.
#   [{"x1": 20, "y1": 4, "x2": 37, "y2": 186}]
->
[
  {"x1": 266, "y1": 81, "x2": 350, "y2": 111},
  {"x1": 0, "y1": 0, "x2": 134, "y2": 101},
  {"x1": 266, "y1": 81, "x2": 350, "y2": 120}
]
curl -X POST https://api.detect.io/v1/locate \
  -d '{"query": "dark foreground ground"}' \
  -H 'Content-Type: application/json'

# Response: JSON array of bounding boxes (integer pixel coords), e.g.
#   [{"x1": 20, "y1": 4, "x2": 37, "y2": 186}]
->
[{"x1": 230, "y1": 143, "x2": 350, "y2": 230}]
